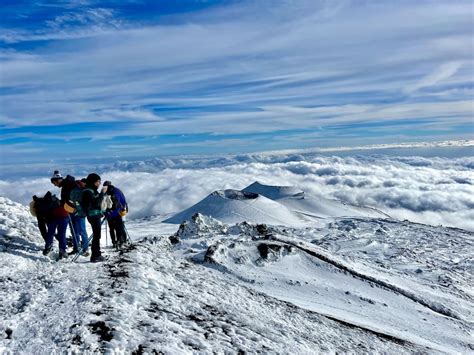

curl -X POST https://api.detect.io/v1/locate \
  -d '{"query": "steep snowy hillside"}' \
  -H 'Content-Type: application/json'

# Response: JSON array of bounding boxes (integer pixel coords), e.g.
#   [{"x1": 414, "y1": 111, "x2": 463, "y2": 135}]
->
[
  {"x1": 1, "y1": 197, "x2": 473, "y2": 353},
  {"x1": 165, "y1": 182, "x2": 388, "y2": 225}
]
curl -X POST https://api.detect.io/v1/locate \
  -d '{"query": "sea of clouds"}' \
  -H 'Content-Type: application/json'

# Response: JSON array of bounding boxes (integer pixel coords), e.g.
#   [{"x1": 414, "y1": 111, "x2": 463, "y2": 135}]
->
[{"x1": 1, "y1": 150, "x2": 473, "y2": 231}]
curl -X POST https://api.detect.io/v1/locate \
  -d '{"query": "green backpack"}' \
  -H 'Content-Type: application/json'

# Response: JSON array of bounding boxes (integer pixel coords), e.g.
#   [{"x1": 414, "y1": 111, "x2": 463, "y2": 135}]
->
[{"x1": 70, "y1": 187, "x2": 85, "y2": 217}]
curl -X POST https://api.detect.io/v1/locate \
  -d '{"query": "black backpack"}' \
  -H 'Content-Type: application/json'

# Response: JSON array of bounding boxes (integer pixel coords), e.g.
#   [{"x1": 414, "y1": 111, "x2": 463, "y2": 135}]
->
[{"x1": 33, "y1": 191, "x2": 61, "y2": 217}]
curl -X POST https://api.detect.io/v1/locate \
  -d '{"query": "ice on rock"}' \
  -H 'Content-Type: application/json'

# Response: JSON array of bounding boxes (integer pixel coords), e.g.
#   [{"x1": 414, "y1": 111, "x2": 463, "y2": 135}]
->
[{"x1": 175, "y1": 213, "x2": 227, "y2": 239}]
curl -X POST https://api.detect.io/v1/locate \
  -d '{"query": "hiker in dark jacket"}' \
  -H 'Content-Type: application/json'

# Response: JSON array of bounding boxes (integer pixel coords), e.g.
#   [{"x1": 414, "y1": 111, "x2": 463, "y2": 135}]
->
[
  {"x1": 37, "y1": 190, "x2": 69, "y2": 259},
  {"x1": 81, "y1": 173, "x2": 107, "y2": 262},
  {"x1": 103, "y1": 181, "x2": 128, "y2": 248},
  {"x1": 50, "y1": 170, "x2": 77, "y2": 205},
  {"x1": 50, "y1": 170, "x2": 78, "y2": 253}
]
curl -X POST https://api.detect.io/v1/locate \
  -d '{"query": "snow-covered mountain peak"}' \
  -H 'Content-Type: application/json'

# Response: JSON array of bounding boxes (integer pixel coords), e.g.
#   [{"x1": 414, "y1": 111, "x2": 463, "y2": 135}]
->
[
  {"x1": 164, "y1": 188, "x2": 302, "y2": 226},
  {"x1": 165, "y1": 181, "x2": 388, "y2": 226}
]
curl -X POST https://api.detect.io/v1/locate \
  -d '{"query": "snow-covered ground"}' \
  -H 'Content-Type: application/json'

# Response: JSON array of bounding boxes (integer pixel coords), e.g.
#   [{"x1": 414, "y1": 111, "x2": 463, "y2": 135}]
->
[{"x1": 1, "y1": 180, "x2": 473, "y2": 353}]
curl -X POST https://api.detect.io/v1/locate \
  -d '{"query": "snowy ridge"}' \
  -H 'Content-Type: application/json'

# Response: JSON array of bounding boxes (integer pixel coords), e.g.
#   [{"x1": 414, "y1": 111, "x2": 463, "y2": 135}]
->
[
  {"x1": 171, "y1": 214, "x2": 474, "y2": 353},
  {"x1": 268, "y1": 234, "x2": 461, "y2": 321}
]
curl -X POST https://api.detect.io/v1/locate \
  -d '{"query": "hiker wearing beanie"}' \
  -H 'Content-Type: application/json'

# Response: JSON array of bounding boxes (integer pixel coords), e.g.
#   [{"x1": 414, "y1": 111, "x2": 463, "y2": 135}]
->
[
  {"x1": 46, "y1": 170, "x2": 78, "y2": 260},
  {"x1": 81, "y1": 173, "x2": 107, "y2": 262},
  {"x1": 50, "y1": 170, "x2": 79, "y2": 254},
  {"x1": 50, "y1": 170, "x2": 77, "y2": 206}
]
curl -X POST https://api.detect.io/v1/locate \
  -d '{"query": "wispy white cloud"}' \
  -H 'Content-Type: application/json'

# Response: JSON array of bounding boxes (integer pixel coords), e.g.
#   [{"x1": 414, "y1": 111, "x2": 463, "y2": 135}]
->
[
  {"x1": 404, "y1": 61, "x2": 463, "y2": 93},
  {"x1": 0, "y1": 0, "x2": 472, "y2": 159}
]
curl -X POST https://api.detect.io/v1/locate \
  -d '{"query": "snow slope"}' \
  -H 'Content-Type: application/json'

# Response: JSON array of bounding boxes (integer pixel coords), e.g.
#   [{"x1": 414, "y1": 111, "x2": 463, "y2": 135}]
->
[
  {"x1": 243, "y1": 181, "x2": 388, "y2": 219},
  {"x1": 172, "y1": 214, "x2": 474, "y2": 353},
  {"x1": 1, "y1": 196, "x2": 473, "y2": 353}
]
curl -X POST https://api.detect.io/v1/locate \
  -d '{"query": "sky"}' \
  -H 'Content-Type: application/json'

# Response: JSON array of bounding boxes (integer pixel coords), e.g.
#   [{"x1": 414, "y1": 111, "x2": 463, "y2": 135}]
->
[{"x1": 0, "y1": 0, "x2": 473, "y2": 164}]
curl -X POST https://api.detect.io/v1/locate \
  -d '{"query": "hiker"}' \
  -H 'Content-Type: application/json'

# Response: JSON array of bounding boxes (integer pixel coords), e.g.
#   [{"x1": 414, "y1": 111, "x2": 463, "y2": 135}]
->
[
  {"x1": 103, "y1": 181, "x2": 129, "y2": 248},
  {"x1": 50, "y1": 170, "x2": 77, "y2": 207},
  {"x1": 68, "y1": 178, "x2": 90, "y2": 257},
  {"x1": 81, "y1": 173, "x2": 107, "y2": 262},
  {"x1": 38, "y1": 191, "x2": 69, "y2": 259},
  {"x1": 50, "y1": 170, "x2": 77, "y2": 248}
]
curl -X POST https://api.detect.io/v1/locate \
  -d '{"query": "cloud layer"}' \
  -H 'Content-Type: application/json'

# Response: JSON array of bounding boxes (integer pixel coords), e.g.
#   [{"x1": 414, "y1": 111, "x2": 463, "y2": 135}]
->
[{"x1": 1, "y1": 151, "x2": 472, "y2": 231}]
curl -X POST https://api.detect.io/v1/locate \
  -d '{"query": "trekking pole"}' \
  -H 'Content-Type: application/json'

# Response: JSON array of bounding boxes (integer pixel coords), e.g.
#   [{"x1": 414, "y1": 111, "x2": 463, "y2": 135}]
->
[
  {"x1": 123, "y1": 223, "x2": 133, "y2": 245},
  {"x1": 72, "y1": 217, "x2": 106, "y2": 262},
  {"x1": 68, "y1": 215, "x2": 79, "y2": 251},
  {"x1": 105, "y1": 218, "x2": 108, "y2": 248}
]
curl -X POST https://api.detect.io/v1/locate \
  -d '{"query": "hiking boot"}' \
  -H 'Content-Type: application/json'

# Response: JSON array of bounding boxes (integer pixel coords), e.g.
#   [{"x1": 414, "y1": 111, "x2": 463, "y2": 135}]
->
[
  {"x1": 42, "y1": 245, "x2": 53, "y2": 256},
  {"x1": 82, "y1": 250, "x2": 90, "y2": 257},
  {"x1": 68, "y1": 249, "x2": 79, "y2": 255},
  {"x1": 57, "y1": 250, "x2": 68, "y2": 260},
  {"x1": 90, "y1": 255, "x2": 106, "y2": 263}
]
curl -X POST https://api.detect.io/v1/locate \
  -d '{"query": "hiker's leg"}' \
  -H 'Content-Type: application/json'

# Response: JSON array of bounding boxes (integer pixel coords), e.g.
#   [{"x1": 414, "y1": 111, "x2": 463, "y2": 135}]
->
[
  {"x1": 107, "y1": 218, "x2": 116, "y2": 246},
  {"x1": 37, "y1": 215, "x2": 48, "y2": 242},
  {"x1": 69, "y1": 214, "x2": 79, "y2": 251},
  {"x1": 114, "y1": 216, "x2": 127, "y2": 244},
  {"x1": 88, "y1": 215, "x2": 102, "y2": 257},
  {"x1": 77, "y1": 217, "x2": 89, "y2": 251},
  {"x1": 45, "y1": 220, "x2": 57, "y2": 249},
  {"x1": 56, "y1": 217, "x2": 69, "y2": 253}
]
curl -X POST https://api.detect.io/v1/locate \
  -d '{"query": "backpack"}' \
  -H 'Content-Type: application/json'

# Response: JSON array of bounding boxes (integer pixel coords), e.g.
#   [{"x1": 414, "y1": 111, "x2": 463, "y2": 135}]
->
[
  {"x1": 69, "y1": 186, "x2": 85, "y2": 216},
  {"x1": 82, "y1": 188, "x2": 105, "y2": 217},
  {"x1": 33, "y1": 192, "x2": 61, "y2": 218},
  {"x1": 29, "y1": 200, "x2": 37, "y2": 217}
]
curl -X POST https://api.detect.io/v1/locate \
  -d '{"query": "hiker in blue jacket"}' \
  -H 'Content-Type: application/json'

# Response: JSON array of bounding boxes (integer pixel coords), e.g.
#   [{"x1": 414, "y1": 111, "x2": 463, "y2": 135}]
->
[{"x1": 103, "y1": 181, "x2": 129, "y2": 248}]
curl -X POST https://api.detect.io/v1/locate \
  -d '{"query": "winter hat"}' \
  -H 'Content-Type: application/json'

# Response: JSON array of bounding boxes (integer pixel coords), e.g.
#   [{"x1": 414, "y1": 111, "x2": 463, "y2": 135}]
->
[
  {"x1": 86, "y1": 173, "x2": 101, "y2": 185},
  {"x1": 50, "y1": 170, "x2": 63, "y2": 182}
]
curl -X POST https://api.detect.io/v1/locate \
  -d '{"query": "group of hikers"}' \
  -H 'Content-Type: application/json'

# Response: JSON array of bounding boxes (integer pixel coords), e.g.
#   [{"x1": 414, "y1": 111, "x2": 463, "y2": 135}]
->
[{"x1": 30, "y1": 171, "x2": 128, "y2": 262}]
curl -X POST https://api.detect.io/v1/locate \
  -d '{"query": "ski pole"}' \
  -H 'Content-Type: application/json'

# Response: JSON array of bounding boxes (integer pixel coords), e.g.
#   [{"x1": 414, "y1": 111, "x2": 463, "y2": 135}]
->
[
  {"x1": 105, "y1": 218, "x2": 108, "y2": 248},
  {"x1": 123, "y1": 223, "x2": 133, "y2": 245},
  {"x1": 68, "y1": 215, "x2": 79, "y2": 251},
  {"x1": 72, "y1": 217, "x2": 106, "y2": 262}
]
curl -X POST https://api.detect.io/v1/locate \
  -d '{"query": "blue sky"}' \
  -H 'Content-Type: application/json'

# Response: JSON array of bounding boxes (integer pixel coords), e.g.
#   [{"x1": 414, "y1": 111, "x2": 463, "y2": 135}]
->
[{"x1": 0, "y1": 0, "x2": 473, "y2": 164}]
